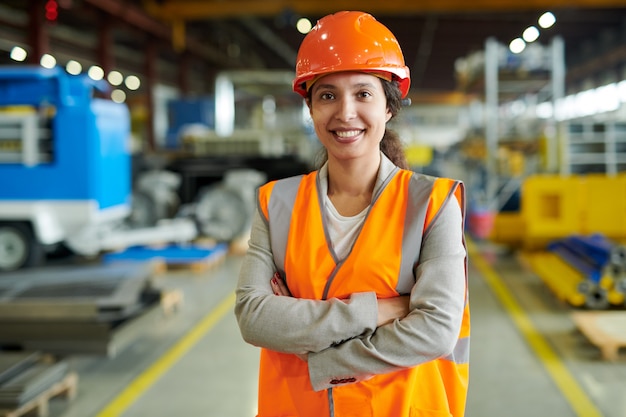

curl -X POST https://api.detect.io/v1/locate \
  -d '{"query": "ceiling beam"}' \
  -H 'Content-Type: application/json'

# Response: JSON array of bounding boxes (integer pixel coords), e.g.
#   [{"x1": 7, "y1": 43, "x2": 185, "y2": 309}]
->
[
  {"x1": 238, "y1": 17, "x2": 298, "y2": 66},
  {"x1": 144, "y1": 0, "x2": 626, "y2": 20},
  {"x1": 411, "y1": 16, "x2": 437, "y2": 89},
  {"x1": 83, "y1": 0, "x2": 243, "y2": 67}
]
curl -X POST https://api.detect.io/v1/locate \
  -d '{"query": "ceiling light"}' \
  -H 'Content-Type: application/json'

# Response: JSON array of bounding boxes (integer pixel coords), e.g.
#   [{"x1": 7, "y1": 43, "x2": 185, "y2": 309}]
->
[
  {"x1": 10, "y1": 46, "x2": 27, "y2": 62},
  {"x1": 111, "y1": 89, "x2": 126, "y2": 103},
  {"x1": 107, "y1": 70, "x2": 124, "y2": 86},
  {"x1": 509, "y1": 38, "x2": 526, "y2": 54},
  {"x1": 66, "y1": 60, "x2": 82, "y2": 75},
  {"x1": 125, "y1": 75, "x2": 141, "y2": 90},
  {"x1": 296, "y1": 18, "x2": 312, "y2": 34},
  {"x1": 88, "y1": 65, "x2": 104, "y2": 80},
  {"x1": 40, "y1": 54, "x2": 56, "y2": 68},
  {"x1": 523, "y1": 26, "x2": 540, "y2": 43},
  {"x1": 538, "y1": 12, "x2": 556, "y2": 29}
]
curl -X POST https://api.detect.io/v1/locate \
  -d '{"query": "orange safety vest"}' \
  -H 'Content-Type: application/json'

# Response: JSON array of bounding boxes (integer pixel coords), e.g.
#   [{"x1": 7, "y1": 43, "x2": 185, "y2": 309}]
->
[{"x1": 257, "y1": 168, "x2": 469, "y2": 417}]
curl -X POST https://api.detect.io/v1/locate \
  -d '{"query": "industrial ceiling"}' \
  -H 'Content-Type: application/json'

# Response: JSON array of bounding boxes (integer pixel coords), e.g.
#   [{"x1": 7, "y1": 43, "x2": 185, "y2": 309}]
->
[{"x1": 1, "y1": 0, "x2": 626, "y2": 101}]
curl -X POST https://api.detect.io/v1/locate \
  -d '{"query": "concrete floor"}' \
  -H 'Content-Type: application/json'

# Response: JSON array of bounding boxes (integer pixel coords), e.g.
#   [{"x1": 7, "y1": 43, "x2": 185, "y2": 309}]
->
[{"x1": 34, "y1": 241, "x2": 626, "y2": 417}]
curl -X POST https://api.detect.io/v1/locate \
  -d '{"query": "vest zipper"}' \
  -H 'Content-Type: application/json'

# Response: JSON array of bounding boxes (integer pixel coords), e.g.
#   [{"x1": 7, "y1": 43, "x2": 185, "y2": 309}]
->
[{"x1": 327, "y1": 388, "x2": 335, "y2": 417}]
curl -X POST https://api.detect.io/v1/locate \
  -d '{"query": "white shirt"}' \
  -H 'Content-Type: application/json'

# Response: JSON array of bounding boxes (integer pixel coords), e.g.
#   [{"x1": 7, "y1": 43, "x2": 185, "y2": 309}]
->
[
  {"x1": 323, "y1": 194, "x2": 367, "y2": 260},
  {"x1": 318, "y1": 152, "x2": 393, "y2": 260}
]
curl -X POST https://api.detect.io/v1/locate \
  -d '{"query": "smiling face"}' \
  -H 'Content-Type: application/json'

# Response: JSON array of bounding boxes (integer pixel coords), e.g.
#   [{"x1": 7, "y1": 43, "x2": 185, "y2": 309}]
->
[{"x1": 308, "y1": 72, "x2": 392, "y2": 165}]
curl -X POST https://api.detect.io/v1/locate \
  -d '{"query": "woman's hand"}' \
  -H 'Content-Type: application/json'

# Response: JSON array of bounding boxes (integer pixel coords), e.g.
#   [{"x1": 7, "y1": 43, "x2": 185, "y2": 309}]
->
[
  {"x1": 269, "y1": 273, "x2": 307, "y2": 361},
  {"x1": 270, "y1": 272, "x2": 291, "y2": 296},
  {"x1": 376, "y1": 296, "x2": 410, "y2": 326}
]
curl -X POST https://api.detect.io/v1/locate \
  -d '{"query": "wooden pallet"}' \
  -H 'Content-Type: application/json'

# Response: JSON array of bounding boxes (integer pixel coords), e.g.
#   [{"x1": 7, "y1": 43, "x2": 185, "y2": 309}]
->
[
  {"x1": 160, "y1": 288, "x2": 184, "y2": 316},
  {"x1": 571, "y1": 311, "x2": 626, "y2": 360},
  {"x1": 229, "y1": 232, "x2": 250, "y2": 256},
  {"x1": 153, "y1": 250, "x2": 227, "y2": 274},
  {"x1": 0, "y1": 372, "x2": 78, "y2": 417}
]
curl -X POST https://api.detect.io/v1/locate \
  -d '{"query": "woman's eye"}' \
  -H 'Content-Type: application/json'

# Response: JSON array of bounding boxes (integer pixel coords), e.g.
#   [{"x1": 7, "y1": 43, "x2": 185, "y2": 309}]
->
[
  {"x1": 320, "y1": 92, "x2": 334, "y2": 100},
  {"x1": 358, "y1": 91, "x2": 372, "y2": 98}
]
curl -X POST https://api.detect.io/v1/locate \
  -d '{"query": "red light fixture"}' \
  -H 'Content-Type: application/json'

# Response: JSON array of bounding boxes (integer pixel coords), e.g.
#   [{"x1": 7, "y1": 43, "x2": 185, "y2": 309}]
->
[{"x1": 45, "y1": 0, "x2": 58, "y2": 22}]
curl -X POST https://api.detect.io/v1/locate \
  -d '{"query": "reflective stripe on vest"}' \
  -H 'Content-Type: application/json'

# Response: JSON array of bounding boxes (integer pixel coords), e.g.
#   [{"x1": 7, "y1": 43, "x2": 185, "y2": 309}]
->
[{"x1": 257, "y1": 168, "x2": 469, "y2": 417}]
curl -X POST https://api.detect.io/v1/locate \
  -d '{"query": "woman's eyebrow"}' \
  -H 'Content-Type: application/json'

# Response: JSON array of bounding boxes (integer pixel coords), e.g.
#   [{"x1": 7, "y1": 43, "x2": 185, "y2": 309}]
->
[
  {"x1": 312, "y1": 83, "x2": 336, "y2": 92},
  {"x1": 313, "y1": 82, "x2": 376, "y2": 92}
]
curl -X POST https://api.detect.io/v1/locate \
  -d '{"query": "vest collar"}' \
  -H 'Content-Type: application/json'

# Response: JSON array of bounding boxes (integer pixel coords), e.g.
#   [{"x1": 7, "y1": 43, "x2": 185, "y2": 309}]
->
[{"x1": 318, "y1": 152, "x2": 398, "y2": 198}]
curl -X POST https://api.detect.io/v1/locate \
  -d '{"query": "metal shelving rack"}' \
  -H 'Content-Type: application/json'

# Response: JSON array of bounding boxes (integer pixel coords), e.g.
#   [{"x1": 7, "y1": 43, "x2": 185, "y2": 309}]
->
[
  {"x1": 563, "y1": 120, "x2": 626, "y2": 175},
  {"x1": 481, "y1": 36, "x2": 565, "y2": 211}
]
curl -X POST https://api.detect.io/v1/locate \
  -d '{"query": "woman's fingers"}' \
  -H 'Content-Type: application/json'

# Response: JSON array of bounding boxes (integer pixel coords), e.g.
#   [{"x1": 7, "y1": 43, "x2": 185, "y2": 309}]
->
[{"x1": 270, "y1": 272, "x2": 292, "y2": 296}]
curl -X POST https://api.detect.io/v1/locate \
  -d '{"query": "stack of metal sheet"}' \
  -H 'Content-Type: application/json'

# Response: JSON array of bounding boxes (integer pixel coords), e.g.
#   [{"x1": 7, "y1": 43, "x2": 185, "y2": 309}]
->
[
  {"x1": 0, "y1": 351, "x2": 69, "y2": 408},
  {"x1": 0, "y1": 352, "x2": 40, "y2": 386},
  {"x1": 0, "y1": 261, "x2": 165, "y2": 356}
]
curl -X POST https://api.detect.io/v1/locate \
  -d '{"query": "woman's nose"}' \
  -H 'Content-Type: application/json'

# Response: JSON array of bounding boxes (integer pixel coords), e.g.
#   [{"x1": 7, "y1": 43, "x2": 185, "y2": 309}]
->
[{"x1": 335, "y1": 97, "x2": 357, "y2": 121}]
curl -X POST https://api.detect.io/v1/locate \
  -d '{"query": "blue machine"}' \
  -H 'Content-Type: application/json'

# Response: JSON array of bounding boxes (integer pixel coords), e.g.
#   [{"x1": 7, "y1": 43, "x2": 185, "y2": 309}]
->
[
  {"x1": 165, "y1": 96, "x2": 215, "y2": 149},
  {"x1": 0, "y1": 66, "x2": 130, "y2": 206},
  {"x1": 0, "y1": 66, "x2": 132, "y2": 270}
]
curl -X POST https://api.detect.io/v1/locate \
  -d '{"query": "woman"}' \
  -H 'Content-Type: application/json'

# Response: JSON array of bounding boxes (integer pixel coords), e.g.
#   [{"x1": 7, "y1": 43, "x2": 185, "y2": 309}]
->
[{"x1": 235, "y1": 11, "x2": 469, "y2": 417}]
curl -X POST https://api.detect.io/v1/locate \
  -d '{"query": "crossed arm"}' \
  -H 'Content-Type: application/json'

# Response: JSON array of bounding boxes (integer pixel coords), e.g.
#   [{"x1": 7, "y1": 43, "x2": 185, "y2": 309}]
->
[
  {"x1": 271, "y1": 273, "x2": 410, "y2": 328},
  {"x1": 236, "y1": 209, "x2": 413, "y2": 353},
  {"x1": 235, "y1": 202, "x2": 466, "y2": 390}
]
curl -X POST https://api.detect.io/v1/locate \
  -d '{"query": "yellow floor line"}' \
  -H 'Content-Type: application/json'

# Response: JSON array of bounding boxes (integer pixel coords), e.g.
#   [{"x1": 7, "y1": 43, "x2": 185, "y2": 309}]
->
[
  {"x1": 466, "y1": 239, "x2": 603, "y2": 417},
  {"x1": 96, "y1": 291, "x2": 236, "y2": 417}
]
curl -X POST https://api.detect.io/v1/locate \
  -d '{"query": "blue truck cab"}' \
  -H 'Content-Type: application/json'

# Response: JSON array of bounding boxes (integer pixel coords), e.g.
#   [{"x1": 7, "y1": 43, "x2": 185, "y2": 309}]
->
[{"x1": 0, "y1": 66, "x2": 131, "y2": 271}]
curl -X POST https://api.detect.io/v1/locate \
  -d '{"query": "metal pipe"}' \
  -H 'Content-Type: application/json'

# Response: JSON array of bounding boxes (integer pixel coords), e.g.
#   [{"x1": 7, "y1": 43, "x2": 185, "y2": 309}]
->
[{"x1": 484, "y1": 37, "x2": 498, "y2": 212}]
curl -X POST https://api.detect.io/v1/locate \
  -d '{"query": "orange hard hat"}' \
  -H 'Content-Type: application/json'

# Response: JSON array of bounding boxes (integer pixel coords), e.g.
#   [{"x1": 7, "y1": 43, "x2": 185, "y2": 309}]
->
[{"x1": 293, "y1": 11, "x2": 411, "y2": 98}]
